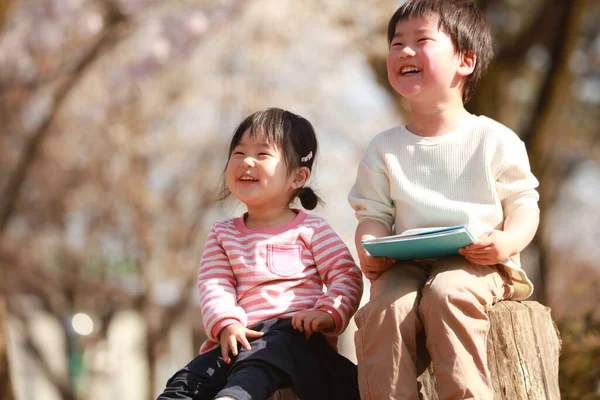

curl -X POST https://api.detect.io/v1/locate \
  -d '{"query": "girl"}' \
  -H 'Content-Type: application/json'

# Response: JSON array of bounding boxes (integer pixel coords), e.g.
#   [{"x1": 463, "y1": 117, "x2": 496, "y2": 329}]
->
[{"x1": 157, "y1": 108, "x2": 363, "y2": 400}]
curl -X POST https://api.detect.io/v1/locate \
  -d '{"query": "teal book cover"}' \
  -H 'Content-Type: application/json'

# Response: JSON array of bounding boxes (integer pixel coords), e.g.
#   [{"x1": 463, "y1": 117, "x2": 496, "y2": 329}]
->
[{"x1": 361, "y1": 225, "x2": 475, "y2": 260}]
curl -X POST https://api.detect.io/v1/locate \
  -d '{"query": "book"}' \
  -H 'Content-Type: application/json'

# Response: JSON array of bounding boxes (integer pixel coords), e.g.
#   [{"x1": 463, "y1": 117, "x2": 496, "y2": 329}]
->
[{"x1": 361, "y1": 225, "x2": 475, "y2": 261}]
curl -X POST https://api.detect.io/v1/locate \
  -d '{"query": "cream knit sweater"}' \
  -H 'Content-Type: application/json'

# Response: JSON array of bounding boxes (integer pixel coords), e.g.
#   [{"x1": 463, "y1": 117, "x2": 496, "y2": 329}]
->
[{"x1": 348, "y1": 115, "x2": 539, "y2": 299}]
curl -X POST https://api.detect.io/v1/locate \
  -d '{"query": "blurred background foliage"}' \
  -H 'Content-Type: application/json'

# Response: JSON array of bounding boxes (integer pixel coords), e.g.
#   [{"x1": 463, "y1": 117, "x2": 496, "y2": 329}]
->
[{"x1": 0, "y1": 0, "x2": 598, "y2": 399}]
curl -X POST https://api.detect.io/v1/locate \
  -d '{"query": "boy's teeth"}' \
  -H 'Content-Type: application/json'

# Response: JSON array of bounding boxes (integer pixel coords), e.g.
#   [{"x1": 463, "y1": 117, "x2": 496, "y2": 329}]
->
[{"x1": 401, "y1": 67, "x2": 421, "y2": 75}]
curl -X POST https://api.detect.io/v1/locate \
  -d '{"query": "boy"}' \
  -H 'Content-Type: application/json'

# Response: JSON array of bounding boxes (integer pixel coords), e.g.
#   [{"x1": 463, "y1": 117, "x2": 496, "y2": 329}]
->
[{"x1": 348, "y1": 0, "x2": 540, "y2": 399}]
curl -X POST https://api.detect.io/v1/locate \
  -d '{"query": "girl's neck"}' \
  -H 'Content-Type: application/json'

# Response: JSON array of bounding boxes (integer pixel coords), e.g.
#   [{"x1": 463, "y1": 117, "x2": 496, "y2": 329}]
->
[
  {"x1": 244, "y1": 207, "x2": 298, "y2": 229},
  {"x1": 407, "y1": 99, "x2": 471, "y2": 137}
]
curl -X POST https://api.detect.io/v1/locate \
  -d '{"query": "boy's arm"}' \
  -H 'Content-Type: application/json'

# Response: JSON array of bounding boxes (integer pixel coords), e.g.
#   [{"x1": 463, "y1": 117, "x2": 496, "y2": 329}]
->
[
  {"x1": 460, "y1": 208, "x2": 539, "y2": 265},
  {"x1": 503, "y1": 207, "x2": 540, "y2": 254},
  {"x1": 461, "y1": 136, "x2": 540, "y2": 266},
  {"x1": 355, "y1": 219, "x2": 396, "y2": 280}
]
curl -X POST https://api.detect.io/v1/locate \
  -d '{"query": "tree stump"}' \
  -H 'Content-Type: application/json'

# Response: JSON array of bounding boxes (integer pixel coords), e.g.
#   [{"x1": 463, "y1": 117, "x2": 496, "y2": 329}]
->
[
  {"x1": 268, "y1": 301, "x2": 560, "y2": 400},
  {"x1": 418, "y1": 300, "x2": 561, "y2": 399}
]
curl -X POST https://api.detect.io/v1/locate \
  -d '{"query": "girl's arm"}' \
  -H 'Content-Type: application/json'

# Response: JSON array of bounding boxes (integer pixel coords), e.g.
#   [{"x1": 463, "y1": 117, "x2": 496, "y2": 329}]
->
[
  {"x1": 197, "y1": 227, "x2": 248, "y2": 342},
  {"x1": 309, "y1": 220, "x2": 364, "y2": 336}
]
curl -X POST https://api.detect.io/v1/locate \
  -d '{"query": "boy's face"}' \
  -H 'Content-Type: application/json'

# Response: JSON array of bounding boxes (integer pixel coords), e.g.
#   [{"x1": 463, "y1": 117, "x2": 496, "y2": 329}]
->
[{"x1": 387, "y1": 14, "x2": 471, "y2": 103}]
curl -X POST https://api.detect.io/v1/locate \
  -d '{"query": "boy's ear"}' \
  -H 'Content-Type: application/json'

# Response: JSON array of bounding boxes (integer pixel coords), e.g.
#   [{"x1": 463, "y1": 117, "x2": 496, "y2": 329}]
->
[
  {"x1": 292, "y1": 167, "x2": 311, "y2": 189},
  {"x1": 458, "y1": 51, "x2": 477, "y2": 77}
]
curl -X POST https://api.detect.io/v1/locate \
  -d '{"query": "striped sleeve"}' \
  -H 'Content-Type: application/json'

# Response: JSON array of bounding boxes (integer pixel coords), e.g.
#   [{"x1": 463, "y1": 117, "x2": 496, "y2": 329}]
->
[
  {"x1": 311, "y1": 218, "x2": 363, "y2": 335},
  {"x1": 197, "y1": 226, "x2": 247, "y2": 342}
]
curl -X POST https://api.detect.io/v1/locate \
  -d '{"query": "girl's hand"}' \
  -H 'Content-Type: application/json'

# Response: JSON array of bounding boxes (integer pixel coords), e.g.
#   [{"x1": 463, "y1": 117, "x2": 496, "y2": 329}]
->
[
  {"x1": 358, "y1": 247, "x2": 395, "y2": 280},
  {"x1": 459, "y1": 230, "x2": 516, "y2": 265},
  {"x1": 292, "y1": 310, "x2": 335, "y2": 339},
  {"x1": 218, "y1": 323, "x2": 264, "y2": 364}
]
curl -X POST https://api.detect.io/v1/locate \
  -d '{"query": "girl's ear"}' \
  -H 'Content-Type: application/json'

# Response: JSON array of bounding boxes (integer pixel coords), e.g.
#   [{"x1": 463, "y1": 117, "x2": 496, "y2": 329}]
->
[
  {"x1": 292, "y1": 167, "x2": 311, "y2": 189},
  {"x1": 457, "y1": 51, "x2": 476, "y2": 77}
]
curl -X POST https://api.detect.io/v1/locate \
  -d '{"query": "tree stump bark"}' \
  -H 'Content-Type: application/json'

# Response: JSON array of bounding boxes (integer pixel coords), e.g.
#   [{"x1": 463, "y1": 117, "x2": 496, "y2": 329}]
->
[
  {"x1": 268, "y1": 301, "x2": 560, "y2": 400},
  {"x1": 418, "y1": 300, "x2": 561, "y2": 400}
]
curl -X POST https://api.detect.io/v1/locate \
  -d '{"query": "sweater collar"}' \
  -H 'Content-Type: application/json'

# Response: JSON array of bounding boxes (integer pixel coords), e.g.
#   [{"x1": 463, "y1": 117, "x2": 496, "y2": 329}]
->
[{"x1": 233, "y1": 209, "x2": 307, "y2": 234}]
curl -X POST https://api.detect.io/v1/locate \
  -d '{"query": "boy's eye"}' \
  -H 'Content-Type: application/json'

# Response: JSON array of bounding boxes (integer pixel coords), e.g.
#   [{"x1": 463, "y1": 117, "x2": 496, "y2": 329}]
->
[
  {"x1": 418, "y1": 38, "x2": 430, "y2": 42},
  {"x1": 391, "y1": 41, "x2": 403, "y2": 47},
  {"x1": 232, "y1": 151, "x2": 244, "y2": 156}
]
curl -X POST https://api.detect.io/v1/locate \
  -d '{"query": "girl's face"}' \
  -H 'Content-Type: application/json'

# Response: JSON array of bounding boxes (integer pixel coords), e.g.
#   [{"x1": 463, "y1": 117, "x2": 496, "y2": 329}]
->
[{"x1": 226, "y1": 129, "x2": 297, "y2": 212}]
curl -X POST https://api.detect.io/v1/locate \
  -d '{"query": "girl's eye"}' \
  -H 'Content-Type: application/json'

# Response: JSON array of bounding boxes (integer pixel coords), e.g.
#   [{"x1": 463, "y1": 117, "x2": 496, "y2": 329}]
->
[
  {"x1": 391, "y1": 42, "x2": 403, "y2": 47},
  {"x1": 232, "y1": 151, "x2": 244, "y2": 156},
  {"x1": 418, "y1": 38, "x2": 430, "y2": 42}
]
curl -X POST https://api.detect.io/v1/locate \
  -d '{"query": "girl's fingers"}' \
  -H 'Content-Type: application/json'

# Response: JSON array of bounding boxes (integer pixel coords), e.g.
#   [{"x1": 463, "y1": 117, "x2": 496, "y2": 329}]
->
[
  {"x1": 303, "y1": 316, "x2": 315, "y2": 339},
  {"x1": 221, "y1": 342, "x2": 231, "y2": 364},
  {"x1": 293, "y1": 316, "x2": 304, "y2": 332},
  {"x1": 229, "y1": 337, "x2": 239, "y2": 357},
  {"x1": 245, "y1": 328, "x2": 264, "y2": 338},
  {"x1": 238, "y1": 334, "x2": 251, "y2": 351}
]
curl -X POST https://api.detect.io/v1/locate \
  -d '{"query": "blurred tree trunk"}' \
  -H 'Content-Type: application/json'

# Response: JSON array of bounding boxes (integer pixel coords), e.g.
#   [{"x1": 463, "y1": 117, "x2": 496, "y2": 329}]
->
[
  {"x1": 0, "y1": 2, "x2": 125, "y2": 399},
  {"x1": 521, "y1": 0, "x2": 584, "y2": 307},
  {"x1": 0, "y1": 298, "x2": 13, "y2": 400},
  {"x1": 468, "y1": 0, "x2": 582, "y2": 305},
  {"x1": 0, "y1": 0, "x2": 16, "y2": 396}
]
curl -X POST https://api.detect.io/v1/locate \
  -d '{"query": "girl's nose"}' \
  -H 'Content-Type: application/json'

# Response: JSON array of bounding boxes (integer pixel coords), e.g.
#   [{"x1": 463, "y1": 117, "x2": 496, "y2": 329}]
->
[{"x1": 241, "y1": 156, "x2": 255, "y2": 168}]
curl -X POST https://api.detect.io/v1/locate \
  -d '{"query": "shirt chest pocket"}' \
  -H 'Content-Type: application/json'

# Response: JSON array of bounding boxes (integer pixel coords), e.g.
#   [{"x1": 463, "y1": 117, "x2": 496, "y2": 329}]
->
[{"x1": 266, "y1": 244, "x2": 303, "y2": 277}]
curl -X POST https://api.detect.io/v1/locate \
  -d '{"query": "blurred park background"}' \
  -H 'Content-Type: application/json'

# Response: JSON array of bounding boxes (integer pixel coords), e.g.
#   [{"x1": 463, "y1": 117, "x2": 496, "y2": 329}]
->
[{"x1": 0, "y1": 0, "x2": 598, "y2": 399}]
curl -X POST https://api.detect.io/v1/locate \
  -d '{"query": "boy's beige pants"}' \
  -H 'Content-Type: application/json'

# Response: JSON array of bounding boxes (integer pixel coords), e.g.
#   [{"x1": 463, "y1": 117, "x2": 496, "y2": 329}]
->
[{"x1": 354, "y1": 256, "x2": 514, "y2": 400}]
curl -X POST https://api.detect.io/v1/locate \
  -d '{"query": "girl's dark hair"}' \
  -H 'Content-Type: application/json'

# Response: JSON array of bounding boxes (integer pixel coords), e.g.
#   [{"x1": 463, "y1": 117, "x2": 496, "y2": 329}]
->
[
  {"x1": 387, "y1": 0, "x2": 494, "y2": 103},
  {"x1": 221, "y1": 108, "x2": 322, "y2": 210}
]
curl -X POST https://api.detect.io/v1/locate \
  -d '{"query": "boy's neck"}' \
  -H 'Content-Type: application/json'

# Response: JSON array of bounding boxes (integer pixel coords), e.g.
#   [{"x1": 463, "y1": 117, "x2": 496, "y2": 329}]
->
[{"x1": 406, "y1": 101, "x2": 472, "y2": 137}]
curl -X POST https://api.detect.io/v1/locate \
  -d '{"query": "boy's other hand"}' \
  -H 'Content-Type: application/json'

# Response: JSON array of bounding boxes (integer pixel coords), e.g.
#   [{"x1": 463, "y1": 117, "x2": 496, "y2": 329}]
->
[
  {"x1": 459, "y1": 229, "x2": 515, "y2": 265},
  {"x1": 218, "y1": 323, "x2": 264, "y2": 364},
  {"x1": 355, "y1": 222, "x2": 395, "y2": 280},
  {"x1": 292, "y1": 310, "x2": 335, "y2": 339},
  {"x1": 358, "y1": 247, "x2": 396, "y2": 280}
]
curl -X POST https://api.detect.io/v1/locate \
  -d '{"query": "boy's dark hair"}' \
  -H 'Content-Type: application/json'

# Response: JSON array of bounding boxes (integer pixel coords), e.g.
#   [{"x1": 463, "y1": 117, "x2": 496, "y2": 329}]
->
[
  {"x1": 221, "y1": 107, "x2": 322, "y2": 210},
  {"x1": 387, "y1": 0, "x2": 494, "y2": 103}
]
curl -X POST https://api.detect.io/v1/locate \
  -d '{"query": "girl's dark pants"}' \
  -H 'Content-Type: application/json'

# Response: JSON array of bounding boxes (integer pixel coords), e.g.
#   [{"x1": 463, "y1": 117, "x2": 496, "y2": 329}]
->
[{"x1": 156, "y1": 318, "x2": 359, "y2": 400}]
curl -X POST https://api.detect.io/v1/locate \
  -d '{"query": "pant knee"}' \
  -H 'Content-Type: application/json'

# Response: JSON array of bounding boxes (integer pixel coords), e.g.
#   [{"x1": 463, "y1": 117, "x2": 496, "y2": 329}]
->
[{"x1": 355, "y1": 290, "x2": 421, "y2": 344}]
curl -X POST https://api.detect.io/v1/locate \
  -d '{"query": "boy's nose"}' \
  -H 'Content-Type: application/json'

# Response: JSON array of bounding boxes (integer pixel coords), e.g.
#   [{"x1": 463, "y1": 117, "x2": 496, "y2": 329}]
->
[{"x1": 401, "y1": 46, "x2": 416, "y2": 58}]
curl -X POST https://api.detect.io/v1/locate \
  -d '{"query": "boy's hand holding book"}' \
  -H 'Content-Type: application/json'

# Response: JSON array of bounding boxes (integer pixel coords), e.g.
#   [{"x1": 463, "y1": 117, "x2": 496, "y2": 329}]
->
[
  {"x1": 358, "y1": 234, "x2": 396, "y2": 281},
  {"x1": 459, "y1": 229, "x2": 516, "y2": 265}
]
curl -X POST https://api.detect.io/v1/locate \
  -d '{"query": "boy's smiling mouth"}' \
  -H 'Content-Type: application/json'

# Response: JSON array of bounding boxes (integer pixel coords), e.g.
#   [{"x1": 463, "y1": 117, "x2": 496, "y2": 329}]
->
[
  {"x1": 239, "y1": 176, "x2": 258, "y2": 181},
  {"x1": 400, "y1": 66, "x2": 422, "y2": 75}
]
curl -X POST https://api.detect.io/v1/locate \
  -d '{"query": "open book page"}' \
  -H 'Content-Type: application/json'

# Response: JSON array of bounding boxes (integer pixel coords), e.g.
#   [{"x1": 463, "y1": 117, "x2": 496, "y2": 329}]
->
[
  {"x1": 361, "y1": 225, "x2": 475, "y2": 260},
  {"x1": 365, "y1": 225, "x2": 474, "y2": 244}
]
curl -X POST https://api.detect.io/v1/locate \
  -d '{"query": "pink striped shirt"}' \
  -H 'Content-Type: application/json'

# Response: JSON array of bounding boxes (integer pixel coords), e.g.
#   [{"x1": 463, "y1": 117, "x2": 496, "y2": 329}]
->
[{"x1": 197, "y1": 210, "x2": 363, "y2": 354}]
